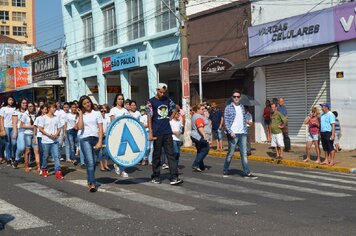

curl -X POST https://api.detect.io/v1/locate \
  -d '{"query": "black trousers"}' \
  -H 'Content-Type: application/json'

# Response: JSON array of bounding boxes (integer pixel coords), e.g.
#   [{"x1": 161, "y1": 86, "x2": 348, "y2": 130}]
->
[
  {"x1": 151, "y1": 134, "x2": 179, "y2": 179},
  {"x1": 283, "y1": 127, "x2": 291, "y2": 151}
]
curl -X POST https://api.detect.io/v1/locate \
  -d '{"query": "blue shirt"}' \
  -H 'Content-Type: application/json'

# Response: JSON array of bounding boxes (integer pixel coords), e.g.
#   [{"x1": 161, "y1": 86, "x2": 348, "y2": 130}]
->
[
  {"x1": 209, "y1": 109, "x2": 223, "y2": 131},
  {"x1": 147, "y1": 96, "x2": 175, "y2": 136},
  {"x1": 320, "y1": 111, "x2": 335, "y2": 132},
  {"x1": 277, "y1": 105, "x2": 288, "y2": 116}
]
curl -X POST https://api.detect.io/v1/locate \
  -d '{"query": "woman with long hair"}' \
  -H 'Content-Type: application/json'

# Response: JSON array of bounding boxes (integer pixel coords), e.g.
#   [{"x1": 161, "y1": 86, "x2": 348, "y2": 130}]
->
[
  {"x1": 33, "y1": 105, "x2": 47, "y2": 174},
  {"x1": 20, "y1": 102, "x2": 37, "y2": 172},
  {"x1": 263, "y1": 100, "x2": 272, "y2": 143},
  {"x1": 0, "y1": 96, "x2": 17, "y2": 166},
  {"x1": 77, "y1": 95, "x2": 103, "y2": 192},
  {"x1": 13, "y1": 98, "x2": 28, "y2": 168},
  {"x1": 110, "y1": 93, "x2": 129, "y2": 178},
  {"x1": 64, "y1": 102, "x2": 79, "y2": 165},
  {"x1": 303, "y1": 107, "x2": 321, "y2": 163}
]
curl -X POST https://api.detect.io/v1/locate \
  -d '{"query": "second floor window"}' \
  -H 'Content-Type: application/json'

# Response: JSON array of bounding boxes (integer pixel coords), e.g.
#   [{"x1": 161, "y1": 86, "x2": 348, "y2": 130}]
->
[
  {"x1": 103, "y1": 5, "x2": 117, "y2": 47},
  {"x1": 126, "y1": 0, "x2": 145, "y2": 40},
  {"x1": 12, "y1": 12, "x2": 26, "y2": 22},
  {"x1": 83, "y1": 15, "x2": 95, "y2": 53},
  {"x1": 13, "y1": 26, "x2": 26, "y2": 36},
  {"x1": 0, "y1": 0, "x2": 9, "y2": 6},
  {"x1": 12, "y1": 0, "x2": 25, "y2": 7},
  {"x1": 0, "y1": 25, "x2": 10, "y2": 35},
  {"x1": 0, "y1": 11, "x2": 9, "y2": 21},
  {"x1": 156, "y1": 0, "x2": 176, "y2": 32}
]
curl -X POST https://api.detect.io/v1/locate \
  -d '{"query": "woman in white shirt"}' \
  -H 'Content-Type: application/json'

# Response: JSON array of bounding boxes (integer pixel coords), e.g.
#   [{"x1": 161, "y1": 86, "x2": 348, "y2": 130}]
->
[
  {"x1": 77, "y1": 95, "x2": 103, "y2": 192},
  {"x1": 33, "y1": 105, "x2": 47, "y2": 175},
  {"x1": 13, "y1": 98, "x2": 28, "y2": 168},
  {"x1": 129, "y1": 100, "x2": 141, "y2": 120},
  {"x1": 20, "y1": 102, "x2": 37, "y2": 172},
  {"x1": 98, "y1": 105, "x2": 111, "y2": 171},
  {"x1": 64, "y1": 102, "x2": 79, "y2": 165},
  {"x1": 110, "y1": 93, "x2": 129, "y2": 178},
  {"x1": 0, "y1": 96, "x2": 17, "y2": 166}
]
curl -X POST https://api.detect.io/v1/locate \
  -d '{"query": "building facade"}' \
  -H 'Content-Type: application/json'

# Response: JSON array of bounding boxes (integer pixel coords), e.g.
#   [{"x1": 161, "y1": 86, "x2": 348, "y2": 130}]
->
[
  {"x1": 245, "y1": 0, "x2": 356, "y2": 149},
  {"x1": 62, "y1": 0, "x2": 181, "y2": 106},
  {"x1": 0, "y1": 0, "x2": 35, "y2": 45}
]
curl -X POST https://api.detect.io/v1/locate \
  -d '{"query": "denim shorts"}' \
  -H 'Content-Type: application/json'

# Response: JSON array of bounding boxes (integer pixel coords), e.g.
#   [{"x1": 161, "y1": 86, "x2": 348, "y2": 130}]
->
[
  {"x1": 213, "y1": 129, "x2": 223, "y2": 140},
  {"x1": 24, "y1": 134, "x2": 35, "y2": 148},
  {"x1": 307, "y1": 133, "x2": 319, "y2": 142}
]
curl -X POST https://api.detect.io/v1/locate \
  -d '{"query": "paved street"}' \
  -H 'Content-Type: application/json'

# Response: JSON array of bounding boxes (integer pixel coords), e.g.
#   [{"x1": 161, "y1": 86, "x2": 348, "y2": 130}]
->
[{"x1": 1, "y1": 153, "x2": 356, "y2": 236}]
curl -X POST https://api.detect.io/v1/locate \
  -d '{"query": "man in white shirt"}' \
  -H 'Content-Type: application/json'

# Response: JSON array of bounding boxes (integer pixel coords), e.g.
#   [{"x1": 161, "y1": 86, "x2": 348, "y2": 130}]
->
[{"x1": 223, "y1": 90, "x2": 257, "y2": 179}]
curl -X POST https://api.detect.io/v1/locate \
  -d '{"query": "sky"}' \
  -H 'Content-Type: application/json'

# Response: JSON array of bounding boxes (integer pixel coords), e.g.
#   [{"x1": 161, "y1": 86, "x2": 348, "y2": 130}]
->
[{"x1": 35, "y1": 0, "x2": 64, "y2": 53}]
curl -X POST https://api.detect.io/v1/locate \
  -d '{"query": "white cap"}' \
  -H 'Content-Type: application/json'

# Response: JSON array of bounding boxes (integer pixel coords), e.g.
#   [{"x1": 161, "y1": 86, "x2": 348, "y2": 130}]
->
[{"x1": 157, "y1": 83, "x2": 168, "y2": 90}]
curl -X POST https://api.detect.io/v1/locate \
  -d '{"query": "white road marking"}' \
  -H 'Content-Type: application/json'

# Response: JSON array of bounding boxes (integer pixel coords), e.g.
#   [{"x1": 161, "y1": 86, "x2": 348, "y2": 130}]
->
[
  {"x1": 69, "y1": 180, "x2": 195, "y2": 212},
  {"x1": 205, "y1": 173, "x2": 351, "y2": 197},
  {"x1": 129, "y1": 179, "x2": 255, "y2": 206},
  {"x1": 15, "y1": 183, "x2": 126, "y2": 220},
  {"x1": 0, "y1": 199, "x2": 52, "y2": 230},
  {"x1": 275, "y1": 171, "x2": 356, "y2": 185},
  {"x1": 184, "y1": 177, "x2": 304, "y2": 201},
  {"x1": 307, "y1": 171, "x2": 356, "y2": 180}
]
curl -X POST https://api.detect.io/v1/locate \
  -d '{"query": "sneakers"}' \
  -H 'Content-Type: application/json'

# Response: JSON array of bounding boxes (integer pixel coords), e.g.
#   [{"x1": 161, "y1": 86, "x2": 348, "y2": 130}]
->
[
  {"x1": 121, "y1": 171, "x2": 129, "y2": 178},
  {"x1": 162, "y1": 163, "x2": 169, "y2": 169},
  {"x1": 170, "y1": 178, "x2": 183, "y2": 185},
  {"x1": 12, "y1": 160, "x2": 18, "y2": 169},
  {"x1": 55, "y1": 170, "x2": 64, "y2": 179},
  {"x1": 244, "y1": 173, "x2": 258, "y2": 180},
  {"x1": 60, "y1": 157, "x2": 65, "y2": 161},
  {"x1": 41, "y1": 169, "x2": 48, "y2": 178},
  {"x1": 6, "y1": 160, "x2": 11, "y2": 166},
  {"x1": 192, "y1": 166, "x2": 202, "y2": 172},
  {"x1": 151, "y1": 177, "x2": 161, "y2": 184},
  {"x1": 113, "y1": 164, "x2": 121, "y2": 175}
]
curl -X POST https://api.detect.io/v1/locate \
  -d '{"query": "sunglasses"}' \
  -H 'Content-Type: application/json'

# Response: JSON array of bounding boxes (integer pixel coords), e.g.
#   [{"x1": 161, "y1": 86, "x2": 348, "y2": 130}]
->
[
  {"x1": 100, "y1": 110, "x2": 105, "y2": 113},
  {"x1": 233, "y1": 96, "x2": 241, "y2": 98}
]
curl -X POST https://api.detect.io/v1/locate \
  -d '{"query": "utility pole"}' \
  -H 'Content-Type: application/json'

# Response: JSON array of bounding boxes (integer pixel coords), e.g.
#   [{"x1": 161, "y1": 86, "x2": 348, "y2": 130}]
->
[{"x1": 179, "y1": 0, "x2": 192, "y2": 147}]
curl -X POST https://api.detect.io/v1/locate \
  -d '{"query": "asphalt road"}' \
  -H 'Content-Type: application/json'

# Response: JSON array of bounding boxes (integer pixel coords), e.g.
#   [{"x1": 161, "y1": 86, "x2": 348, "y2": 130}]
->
[{"x1": 1, "y1": 152, "x2": 356, "y2": 236}]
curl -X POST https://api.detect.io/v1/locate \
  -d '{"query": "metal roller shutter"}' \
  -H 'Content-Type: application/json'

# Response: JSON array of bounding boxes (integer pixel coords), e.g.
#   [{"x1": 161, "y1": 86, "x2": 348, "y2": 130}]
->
[{"x1": 265, "y1": 52, "x2": 330, "y2": 143}]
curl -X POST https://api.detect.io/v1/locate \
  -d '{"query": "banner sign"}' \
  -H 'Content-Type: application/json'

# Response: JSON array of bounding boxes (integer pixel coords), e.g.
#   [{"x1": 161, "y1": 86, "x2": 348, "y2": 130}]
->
[
  {"x1": 15, "y1": 67, "x2": 29, "y2": 88},
  {"x1": 31, "y1": 53, "x2": 59, "y2": 82},
  {"x1": 106, "y1": 116, "x2": 147, "y2": 167},
  {"x1": 103, "y1": 49, "x2": 139, "y2": 73},
  {"x1": 248, "y1": 2, "x2": 356, "y2": 57},
  {"x1": 201, "y1": 58, "x2": 234, "y2": 73}
]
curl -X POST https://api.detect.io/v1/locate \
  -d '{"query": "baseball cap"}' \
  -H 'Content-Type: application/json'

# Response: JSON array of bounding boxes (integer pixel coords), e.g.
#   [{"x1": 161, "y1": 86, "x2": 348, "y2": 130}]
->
[
  {"x1": 319, "y1": 102, "x2": 331, "y2": 109},
  {"x1": 157, "y1": 83, "x2": 168, "y2": 90}
]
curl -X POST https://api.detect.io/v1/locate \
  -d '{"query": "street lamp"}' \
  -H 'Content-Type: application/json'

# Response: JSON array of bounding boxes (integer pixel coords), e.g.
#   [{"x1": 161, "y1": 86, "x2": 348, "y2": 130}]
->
[{"x1": 198, "y1": 55, "x2": 217, "y2": 104}]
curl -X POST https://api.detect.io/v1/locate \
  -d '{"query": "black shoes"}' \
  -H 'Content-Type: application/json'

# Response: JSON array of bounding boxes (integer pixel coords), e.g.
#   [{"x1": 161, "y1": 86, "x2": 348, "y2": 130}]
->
[
  {"x1": 244, "y1": 173, "x2": 258, "y2": 180},
  {"x1": 151, "y1": 177, "x2": 161, "y2": 184}
]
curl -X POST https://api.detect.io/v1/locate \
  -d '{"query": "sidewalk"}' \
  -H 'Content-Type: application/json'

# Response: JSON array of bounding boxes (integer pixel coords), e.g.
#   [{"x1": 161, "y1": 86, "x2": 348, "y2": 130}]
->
[{"x1": 181, "y1": 142, "x2": 356, "y2": 173}]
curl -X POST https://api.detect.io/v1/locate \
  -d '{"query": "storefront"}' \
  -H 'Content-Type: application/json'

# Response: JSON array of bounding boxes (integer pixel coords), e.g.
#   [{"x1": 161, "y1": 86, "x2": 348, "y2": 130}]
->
[
  {"x1": 31, "y1": 51, "x2": 66, "y2": 102},
  {"x1": 244, "y1": 1, "x2": 356, "y2": 149}
]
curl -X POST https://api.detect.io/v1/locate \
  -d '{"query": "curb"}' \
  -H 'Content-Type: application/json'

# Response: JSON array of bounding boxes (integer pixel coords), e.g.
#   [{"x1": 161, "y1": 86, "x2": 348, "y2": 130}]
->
[{"x1": 181, "y1": 147, "x2": 352, "y2": 173}]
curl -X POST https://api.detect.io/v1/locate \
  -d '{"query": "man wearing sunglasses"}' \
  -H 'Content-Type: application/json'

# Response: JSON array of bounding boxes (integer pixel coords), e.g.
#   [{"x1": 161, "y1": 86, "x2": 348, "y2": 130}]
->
[{"x1": 223, "y1": 89, "x2": 257, "y2": 179}]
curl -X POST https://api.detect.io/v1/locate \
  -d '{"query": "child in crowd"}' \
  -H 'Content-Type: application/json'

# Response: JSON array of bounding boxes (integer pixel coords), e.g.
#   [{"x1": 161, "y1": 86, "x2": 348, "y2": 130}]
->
[
  {"x1": 170, "y1": 111, "x2": 182, "y2": 164},
  {"x1": 98, "y1": 105, "x2": 110, "y2": 171},
  {"x1": 129, "y1": 100, "x2": 141, "y2": 120}
]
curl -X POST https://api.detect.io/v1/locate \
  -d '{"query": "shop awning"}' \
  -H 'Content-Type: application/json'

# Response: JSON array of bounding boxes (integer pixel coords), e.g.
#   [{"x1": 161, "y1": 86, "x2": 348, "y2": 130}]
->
[
  {"x1": 14, "y1": 80, "x2": 65, "y2": 91},
  {"x1": 232, "y1": 44, "x2": 336, "y2": 70}
]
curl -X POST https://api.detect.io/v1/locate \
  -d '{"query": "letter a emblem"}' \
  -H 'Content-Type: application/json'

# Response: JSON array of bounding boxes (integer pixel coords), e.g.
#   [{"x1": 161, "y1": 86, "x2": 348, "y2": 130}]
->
[{"x1": 117, "y1": 124, "x2": 140, "y2": 156}]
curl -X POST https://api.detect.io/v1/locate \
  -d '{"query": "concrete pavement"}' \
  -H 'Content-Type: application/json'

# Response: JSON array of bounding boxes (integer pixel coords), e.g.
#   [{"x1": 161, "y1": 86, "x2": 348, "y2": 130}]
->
[{"x1": 182, "y1": 142, "x2": 356, "y2": 173}]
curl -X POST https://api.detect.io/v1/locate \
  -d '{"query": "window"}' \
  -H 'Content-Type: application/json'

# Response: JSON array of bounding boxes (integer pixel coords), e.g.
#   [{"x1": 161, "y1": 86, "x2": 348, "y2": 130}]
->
[
  {"x1": 0, "y1": 0, "x2": 9, "y2": 6},
  {"x1": 12, "y1": 12, "x2": 26, "y2": 22},
  {"x1": 12, "y1": 26, "x2": 26, "y2": 36},
  {"x1": 156, "y1": 0, "x2": 176, "y2": 32},
  {"x1": 103, "y1": 5, "x2": 117, "y2": 47},
  {"x1": 83, "y1": 14, "x2": 95, "y2": 53},
  {"x1": 12, "y1": 0, "x2": 25, "y2": 7},
  {"x1": 0, "y1": 25, "x2": 10, "y2": 35},
  {"x1": 0, "y1": 11, "x2": 9, "y2": 21},
  {"x1": 126, "y1": 0, "x2": 145, "y2": 40}
]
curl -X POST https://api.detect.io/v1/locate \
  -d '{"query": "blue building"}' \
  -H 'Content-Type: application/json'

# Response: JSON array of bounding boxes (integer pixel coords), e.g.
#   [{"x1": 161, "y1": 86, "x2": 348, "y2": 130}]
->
[{"x1": 61, "y1": 0, "x2": 181, "y2": 105}]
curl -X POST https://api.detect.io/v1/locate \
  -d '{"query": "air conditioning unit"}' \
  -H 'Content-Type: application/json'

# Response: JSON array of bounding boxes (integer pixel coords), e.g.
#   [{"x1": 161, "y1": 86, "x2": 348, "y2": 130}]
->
[
  {"x1": 24, "y1": 32, "x2": 28, "y2": 38},
  {"x1": 1, "y1": 20, "x2": 6, "y2": 24}
]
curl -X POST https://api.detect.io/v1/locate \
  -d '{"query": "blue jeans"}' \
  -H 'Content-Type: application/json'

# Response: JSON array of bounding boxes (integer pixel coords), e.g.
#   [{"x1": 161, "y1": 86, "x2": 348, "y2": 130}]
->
[
  {"x1": 173, "y1": 140, "x2": 181, "y2": 162},
  {"x1": 15, "y1": 129, "x2": 25, "y2": 161},
  {"x1": 37, "y1": 137, "x2": 43, "y2": 166},
  {"x1": 80, "y1": 137, "x2": 99, "y2": 184},
  {"x1": 191, "y1": 137, "x2": 210, "y2": 170},
  {"x1": 0, "y1": 136, "x2": 5, "y2": 158},
  {"x1": 66, "y1": 129, "x2": 77, "y2": 161},
  {"x1": 5, "y1": 127, "x2": 16, "y2": 160},
  {"x1": 24, "y1": 134, "x2": 34, "y2": 148},
  {"x1": 41, "y1": 142, "x2": 61, "y2": 171},
  {"x1": 224, "y1": 133, "x2": 250, "y2": 175}
]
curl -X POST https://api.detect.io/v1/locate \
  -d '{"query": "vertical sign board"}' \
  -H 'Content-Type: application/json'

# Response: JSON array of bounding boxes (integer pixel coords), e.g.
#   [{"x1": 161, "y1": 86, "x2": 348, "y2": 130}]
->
[
  {"x1": 181, "y1": 57, "x2": 190, "y2": 98},
  {"x1": 102, "y1": 56, "x2": 112, "y2": 73}
]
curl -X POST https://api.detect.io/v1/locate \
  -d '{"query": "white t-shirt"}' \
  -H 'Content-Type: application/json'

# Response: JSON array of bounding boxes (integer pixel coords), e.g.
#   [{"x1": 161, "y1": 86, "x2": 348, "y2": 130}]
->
[
  {"x1": 13, "y1": 110, "x2": 27, "y2": 128},
  {"x1": 34, "y1": 116, "x2": 43, "y2": 138},
  {"x1": 21, "y1": 111, "x2": 36, "y2": 135},
  {"x1": 140, "y1": 114, "x2": 148, "y2": 131},
  {"x1": 55, "y1": 109, "x2": 66, "y2": 127},
  {"x1": 38, "y1": 115, "x2": 62, "y2": 144},
  {"x1": 110, "y1": 107, "x2": 129, "y2": 119},
  {"x1": 0, "y1": 106, "x2": 16, "y2": 128},
  {"x1": 231, "y1": 104, "x2": 244, "y2": 134},
  {"x1": 130, "y1": 111, "x2": 141, "y2": 120},
  {"x1": 80, "y1": 111, "x2": 103, "y2": 138},
  {"x1": 170, "y1": 119, "x2": 182, "y2": 141},
  {"x1": 102, "y1": 115, "x2": 111, "y2": 134},
  {"x1": 65, "y1": 113, "x2": 77, "y2": 130}
]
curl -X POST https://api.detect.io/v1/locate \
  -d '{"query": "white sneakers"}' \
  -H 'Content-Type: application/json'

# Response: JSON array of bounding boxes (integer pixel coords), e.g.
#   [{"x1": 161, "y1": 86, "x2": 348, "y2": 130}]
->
[{"x1": 113, "y1": 164, "x2": 129, "y2": 178}]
